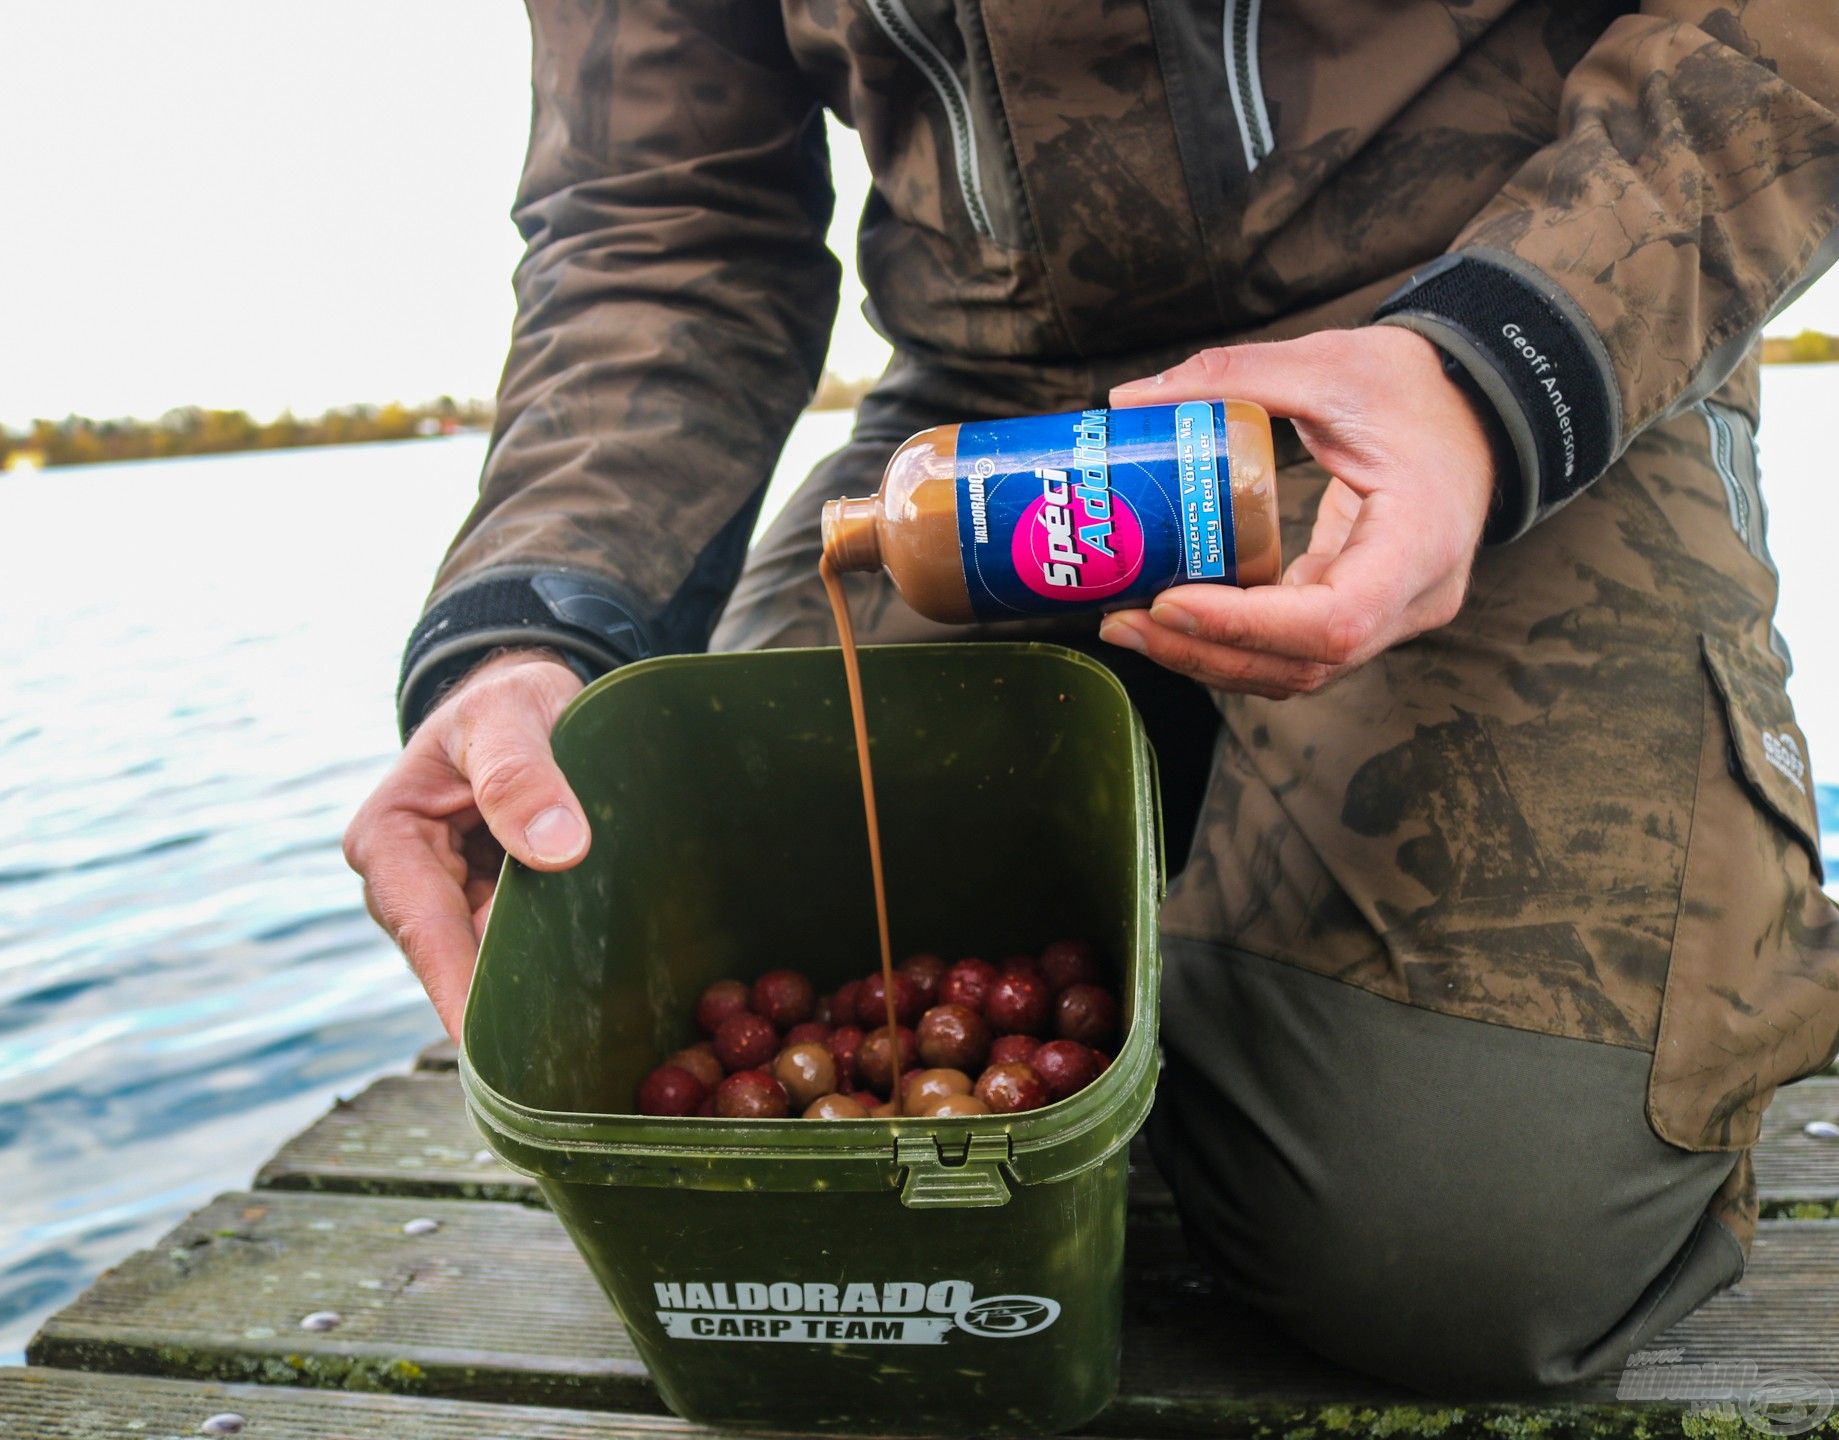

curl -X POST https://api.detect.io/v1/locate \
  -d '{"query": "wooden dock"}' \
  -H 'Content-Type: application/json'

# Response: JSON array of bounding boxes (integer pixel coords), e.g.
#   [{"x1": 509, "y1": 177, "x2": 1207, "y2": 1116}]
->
[{"x1": 13, "y1": 1039, "x2": 1839, "y2": 1437}]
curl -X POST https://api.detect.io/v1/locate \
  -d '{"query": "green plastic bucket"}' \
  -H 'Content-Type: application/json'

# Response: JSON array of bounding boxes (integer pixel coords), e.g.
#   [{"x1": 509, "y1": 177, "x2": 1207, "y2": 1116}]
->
[{"x1": 461, "y1": 642, "x2": 1163, "y2": 1436}]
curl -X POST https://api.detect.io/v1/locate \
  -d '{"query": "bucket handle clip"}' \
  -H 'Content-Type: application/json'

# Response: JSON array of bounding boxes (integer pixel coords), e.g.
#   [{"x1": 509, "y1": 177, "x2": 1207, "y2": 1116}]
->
[{"x1": 895, "y1": 1134, "x2": 1013, "y2": 1209}]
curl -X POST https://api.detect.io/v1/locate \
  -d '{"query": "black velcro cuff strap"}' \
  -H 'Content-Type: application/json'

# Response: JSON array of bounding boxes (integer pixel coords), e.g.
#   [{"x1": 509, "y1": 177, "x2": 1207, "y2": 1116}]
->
[
  {"x1": 1374, "y1": 251, "x2": 1619, "y2": 541},
  {"x1": 397, "y1": 569, "x2": 653, "y2": 740}
]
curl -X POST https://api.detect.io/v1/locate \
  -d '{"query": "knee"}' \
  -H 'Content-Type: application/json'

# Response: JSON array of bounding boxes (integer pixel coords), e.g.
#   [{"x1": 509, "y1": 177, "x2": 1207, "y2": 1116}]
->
[
  {"x1": 1210, "y1": 1167, "x2": 1620, "y2": 1394},
  {"x1": 1149, "y1": 1012, "x2": 1742, "y2": 1395}
]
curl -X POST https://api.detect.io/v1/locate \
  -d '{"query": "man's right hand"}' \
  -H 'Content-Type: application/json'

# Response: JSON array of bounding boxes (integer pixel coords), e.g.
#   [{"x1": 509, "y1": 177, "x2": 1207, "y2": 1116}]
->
[{"x1": 344, "y1": 650, "x2": 589, "y2": 1041}]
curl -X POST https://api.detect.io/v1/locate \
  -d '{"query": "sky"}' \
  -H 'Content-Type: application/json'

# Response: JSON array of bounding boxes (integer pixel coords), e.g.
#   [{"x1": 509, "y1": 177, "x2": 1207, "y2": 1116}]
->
[{"x1": 2, "y1": 3, "x2": 1836, "y2": 430}]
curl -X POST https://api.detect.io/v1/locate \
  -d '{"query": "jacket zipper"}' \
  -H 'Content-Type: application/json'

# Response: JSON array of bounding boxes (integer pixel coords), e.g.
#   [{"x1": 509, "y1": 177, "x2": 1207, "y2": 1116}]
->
[
  {"x1": 1702, "y1": 402, "x2": 1754, "y2": 552},
  {"x1": 1702, "y1": 400, "x2": 1793, "y2": 668},
  {"x1": 1224, "y1": 0, "x2": 1274, "y2": 172},
  {"x1": 864, "y1": 0, "x2": 996, "y2": 242}
]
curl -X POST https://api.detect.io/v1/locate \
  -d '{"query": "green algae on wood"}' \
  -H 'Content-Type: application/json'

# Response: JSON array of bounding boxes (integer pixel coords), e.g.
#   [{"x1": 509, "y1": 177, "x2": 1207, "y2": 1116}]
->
[{"x1": 29, "y1": 1187, "x2": 1839, "y2": 1435}]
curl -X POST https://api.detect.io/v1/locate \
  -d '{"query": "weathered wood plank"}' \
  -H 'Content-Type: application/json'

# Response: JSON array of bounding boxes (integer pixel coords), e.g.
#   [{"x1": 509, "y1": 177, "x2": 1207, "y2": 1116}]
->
[
  {"x1": 30, "y1": 1189, "x2": 1839, "y2": 1434},
  {"x1": 29, "y1": 1192, "x2": 647, "y2": 1413},
  {"x1": 0, "y1": 1368, "x2": 724, "y2": 1440},
  {"x1": 256, "y1": 1074, "x2": 534, "y2": 1203},
  {"x1": 10, "y1": 1368, "x2": 1807, "y2": 1440},
  {"x1": 416, "y1": 1039, "x2": 460, "y2": 1071},
  {"x1": 255, "y1": 1070, "x2": 1839, "y2": 1216},
  {"x1": 1758, "y1": 1076, "x2": 1839, "y2": 1216},
  {"x1": 1106, "y1": 1219, "x2": 1839, "y2": 1429}
]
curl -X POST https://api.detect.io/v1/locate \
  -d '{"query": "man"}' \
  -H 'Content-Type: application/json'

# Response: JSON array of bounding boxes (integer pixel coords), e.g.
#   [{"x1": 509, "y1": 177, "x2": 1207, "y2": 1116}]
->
[{"x1": 345, "y1": 0, "x2": 1839, "y2": 1393}]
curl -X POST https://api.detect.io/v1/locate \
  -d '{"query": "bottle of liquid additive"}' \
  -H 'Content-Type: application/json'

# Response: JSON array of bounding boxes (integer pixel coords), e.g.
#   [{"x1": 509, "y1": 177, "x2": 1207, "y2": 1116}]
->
[{"x1": 821, "y1": 400, "x2": 1281, "y2": 623}]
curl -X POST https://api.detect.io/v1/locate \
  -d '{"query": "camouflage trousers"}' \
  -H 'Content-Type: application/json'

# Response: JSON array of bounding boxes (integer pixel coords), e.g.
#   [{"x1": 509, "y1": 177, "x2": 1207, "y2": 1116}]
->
[{"x1": 711, "y1": 353, "x2": 1839, "y2": 1394}]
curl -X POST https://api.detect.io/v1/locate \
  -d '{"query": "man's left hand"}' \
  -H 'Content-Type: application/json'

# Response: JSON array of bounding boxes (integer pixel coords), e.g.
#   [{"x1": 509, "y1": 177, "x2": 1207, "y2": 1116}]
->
[{"x1": 1099, "y1": 327, "x2": 1495, "y2": 700}]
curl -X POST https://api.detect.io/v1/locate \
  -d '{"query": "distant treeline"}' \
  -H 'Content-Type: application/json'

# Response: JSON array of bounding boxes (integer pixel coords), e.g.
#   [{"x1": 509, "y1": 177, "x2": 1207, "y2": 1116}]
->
[
  {"x1": 1760, "y1": 330, "x2": 1839, "y2": 364},
  {"x1": 0, "y1": 398, "x2": 494, "y2": 471},
  {"x1": 8, "y1": 337, "x2": 1828, "y2": 473},
  {"x1": 2, "y1": 370, "x2": 885, "y2": 472},
  {"x1": 810, "y1": 370, "x2": 876, "y2": 411}
]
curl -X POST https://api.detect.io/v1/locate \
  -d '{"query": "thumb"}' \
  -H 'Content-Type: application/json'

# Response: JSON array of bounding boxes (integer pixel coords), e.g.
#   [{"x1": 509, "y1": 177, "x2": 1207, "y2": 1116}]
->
[
  {"x1": 1111, "y1": 335, "x2": 1337, "y2": 425},
  {"x1": 444, "y1": 703, "x2": 591, "y2": 872}
]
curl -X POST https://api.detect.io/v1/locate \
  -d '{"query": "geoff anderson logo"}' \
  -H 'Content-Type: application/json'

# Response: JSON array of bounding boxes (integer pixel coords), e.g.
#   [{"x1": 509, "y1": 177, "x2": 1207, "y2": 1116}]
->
[{"x1": 652, "y1": 1279, "x2": 1062, "y2": 1345}]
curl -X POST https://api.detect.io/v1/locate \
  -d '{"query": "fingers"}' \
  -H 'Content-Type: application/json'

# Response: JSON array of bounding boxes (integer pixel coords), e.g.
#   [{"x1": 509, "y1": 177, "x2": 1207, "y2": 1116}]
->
[
  {"x1": 343, "y1": 654, "x2": 587, "y2": 1040},
  {"x1": 1110, "y1": 333, "x2": 1344, "y2": 425},
  {"x1": 470, "y1": 887, "x2": 496, "y2": 943},
  {"x1": 1105, "y1": 329, "x2": 1486, "y2": 696},
  {"x1": 1143, "y1": 572, "x2": 1393, "y2": 668},
  {"x1": 1282, "y1": 477, "x2": 1359, "y2": 587},
  {"x1": 1282, "y1": 551, "x2": 1332, "y2": 586},
  {"x1": 1099, "y1": 485, "x2": 1453, "y2": 694},
  {"x1": 436, "y1": 660, "x2": 591, "y2": 872},
  {"x1": 348, "y1": 815, "x2": 479, "y2": 1043},
  {"x1": 1099, "y1": 608, "x2": 1333, "y2": 698},
  {"x1": 1306, "y1": 476, "x2": 1362, "y2": 557}
]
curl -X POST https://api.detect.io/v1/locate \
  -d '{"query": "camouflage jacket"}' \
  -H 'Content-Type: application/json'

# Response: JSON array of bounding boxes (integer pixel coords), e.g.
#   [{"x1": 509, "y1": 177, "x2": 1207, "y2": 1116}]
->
[{"x1": 399, "y1": 0, "x2": 1839, "y2": 733}]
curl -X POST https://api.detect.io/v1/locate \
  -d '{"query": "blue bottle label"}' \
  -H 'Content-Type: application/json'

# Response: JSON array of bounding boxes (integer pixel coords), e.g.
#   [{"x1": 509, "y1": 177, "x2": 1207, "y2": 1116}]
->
[{"x1": 954, "y1": 403, "x2": 1236, "y2": 618}]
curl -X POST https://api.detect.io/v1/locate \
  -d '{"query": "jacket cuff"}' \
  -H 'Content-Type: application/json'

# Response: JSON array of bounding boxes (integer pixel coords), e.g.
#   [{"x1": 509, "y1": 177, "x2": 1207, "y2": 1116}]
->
[
  {"x1": 397, "y1": 567, "x2": 653, "y2": 740},
  {"x1": 1373, "y1": 249, "x2": 1620, "y2": 544}
]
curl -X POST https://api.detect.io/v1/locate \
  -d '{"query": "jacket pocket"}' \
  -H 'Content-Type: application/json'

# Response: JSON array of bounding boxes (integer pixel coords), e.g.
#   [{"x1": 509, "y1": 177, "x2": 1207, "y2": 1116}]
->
[
  {"x1": 1148, "y1": 0, "x2": 1278, "y2": 205},
  {"x1": 1648, "y1": 635, "x2": 1837, "y2": 1153},
  {"x1": 860, "y1": 0, "x2": 1026, "y2": 248},
  {"x1": 1702, "y1": 635, "x2": 1822, "y2": 875}
]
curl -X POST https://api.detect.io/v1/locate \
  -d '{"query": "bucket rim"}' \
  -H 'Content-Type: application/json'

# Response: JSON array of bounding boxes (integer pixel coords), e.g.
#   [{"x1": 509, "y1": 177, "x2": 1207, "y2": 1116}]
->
[{"x1": 554, "y1": 638, "x2": 1141, "y2": 710}]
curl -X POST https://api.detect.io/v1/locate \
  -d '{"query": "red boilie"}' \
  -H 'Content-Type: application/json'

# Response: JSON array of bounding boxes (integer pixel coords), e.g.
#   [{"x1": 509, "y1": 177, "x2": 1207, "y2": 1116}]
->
[{"x1": 636, "y1": 947, "x2": 1118, "y2": 1119}]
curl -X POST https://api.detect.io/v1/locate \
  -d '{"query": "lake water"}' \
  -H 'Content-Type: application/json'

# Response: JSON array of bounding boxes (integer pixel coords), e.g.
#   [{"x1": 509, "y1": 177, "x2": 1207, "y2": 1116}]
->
[{"x1": 3, "y1": 372, "x2": 1837, "y2": 1363}]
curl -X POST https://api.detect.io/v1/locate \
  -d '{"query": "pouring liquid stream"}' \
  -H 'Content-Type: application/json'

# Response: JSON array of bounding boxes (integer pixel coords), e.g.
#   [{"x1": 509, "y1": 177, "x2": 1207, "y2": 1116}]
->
[{"x1": 819, "y1": 552, "x2": 903, "y2": 1115}]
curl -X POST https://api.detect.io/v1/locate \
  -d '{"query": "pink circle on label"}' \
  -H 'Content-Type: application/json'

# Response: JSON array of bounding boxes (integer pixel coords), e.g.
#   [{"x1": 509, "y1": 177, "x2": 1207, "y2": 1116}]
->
[{"x1": 1012, "y1": 481, "x2": 1146, "y2": 601}]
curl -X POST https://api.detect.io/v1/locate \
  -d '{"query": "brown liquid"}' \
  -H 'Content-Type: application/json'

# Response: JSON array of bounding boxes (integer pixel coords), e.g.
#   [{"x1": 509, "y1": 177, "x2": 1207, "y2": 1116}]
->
[{"x1": 819, "y1": 552, "x2": 903, "y2": 1115}]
